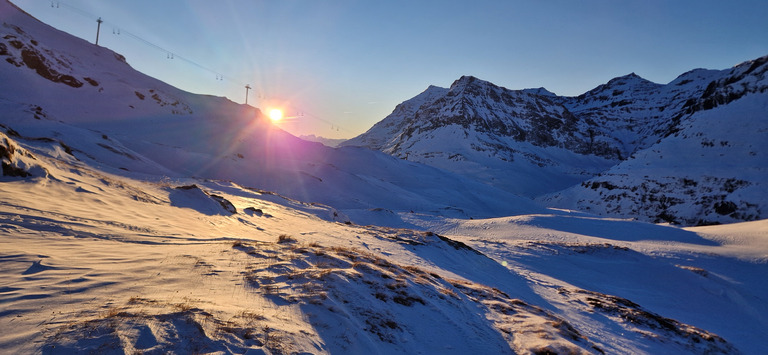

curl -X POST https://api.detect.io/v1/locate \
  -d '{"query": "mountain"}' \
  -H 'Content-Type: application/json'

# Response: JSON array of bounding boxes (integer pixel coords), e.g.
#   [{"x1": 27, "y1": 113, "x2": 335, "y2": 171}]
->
[
  {"x1": 0, "y1": 0, "x2": 542, "y2": 224},
  {"x1": 298, "y1": 134, "x2": 347, "y2": 148},
  {"x1": 342, "y1": 76, "x2": 618, "y2": 198},
  {"x1": 2, "y1": 1, "x2": 768, "y2": 354},
  {"x1": 343, "y1": 58, "x2": 768, "y2": 226},
  {"x1": 5, "y1": 123, "x2": 765, "y2": 354},
  {"x1": 542, "y1": 57, "x2": 768, "y2": 225}
]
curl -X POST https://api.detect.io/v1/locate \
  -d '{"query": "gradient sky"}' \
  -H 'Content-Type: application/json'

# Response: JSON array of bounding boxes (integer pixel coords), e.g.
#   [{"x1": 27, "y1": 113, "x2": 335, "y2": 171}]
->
[{"x1": 11, "y1": 0, "x2": 768, "y2": 139}]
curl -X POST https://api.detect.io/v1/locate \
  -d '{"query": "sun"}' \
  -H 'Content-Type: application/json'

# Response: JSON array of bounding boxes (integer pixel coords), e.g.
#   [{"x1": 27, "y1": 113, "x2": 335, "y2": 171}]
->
[{"x1": 268, "y1": 109, "x2": 284, "y2": 122}]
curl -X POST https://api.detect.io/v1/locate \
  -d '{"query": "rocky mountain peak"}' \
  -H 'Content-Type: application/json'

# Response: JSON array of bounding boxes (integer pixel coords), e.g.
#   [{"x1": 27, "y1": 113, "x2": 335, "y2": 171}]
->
[
  {"x1": 522, "y1": 87, "x2": 558, "y2": 97},
  {"x1": 608, "y1": 72, "x2": 654, "y2": 86},
  {"x1": 446, "y1": 75, "x2": 498, "y2": 97},
  {"x1": 681, "y1": 55, "x2": 768, "y2": 115},
  {"x1": 345, "y1": 54, "x2": 768, "y2": 225},
  {"x1": 577, "y1": 72, "x2": 661, "y2": 101},
  {"x1": 450, "y1": 75, "x2": 482, "y2": 88}
]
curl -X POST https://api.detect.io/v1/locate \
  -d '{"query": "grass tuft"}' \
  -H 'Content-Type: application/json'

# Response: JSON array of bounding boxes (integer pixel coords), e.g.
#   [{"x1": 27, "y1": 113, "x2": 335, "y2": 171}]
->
[{"x1": 277, "y1": 234, "x2": 296, "y2": 244}]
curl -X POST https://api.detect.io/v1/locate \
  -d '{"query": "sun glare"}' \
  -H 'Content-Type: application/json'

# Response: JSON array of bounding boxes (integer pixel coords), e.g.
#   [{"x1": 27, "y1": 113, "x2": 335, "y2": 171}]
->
[{"x1": 269, "y1": 109, "x2": 284, "y2": 122}]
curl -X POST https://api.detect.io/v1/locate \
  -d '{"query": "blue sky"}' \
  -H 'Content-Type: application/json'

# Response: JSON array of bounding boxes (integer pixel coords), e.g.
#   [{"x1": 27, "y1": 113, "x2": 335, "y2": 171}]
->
[{"x1": 12, "y1": 0, "x2": 768, "y2": 139}]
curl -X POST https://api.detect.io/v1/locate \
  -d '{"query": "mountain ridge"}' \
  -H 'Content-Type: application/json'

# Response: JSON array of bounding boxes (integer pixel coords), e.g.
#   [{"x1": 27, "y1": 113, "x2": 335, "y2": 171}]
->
[
  {"x1": 0, "y1": 0, "x2": 543, "y2": 223},
  {"x1": 344, "y1": 56, "x2": 768, "y2": 225}
]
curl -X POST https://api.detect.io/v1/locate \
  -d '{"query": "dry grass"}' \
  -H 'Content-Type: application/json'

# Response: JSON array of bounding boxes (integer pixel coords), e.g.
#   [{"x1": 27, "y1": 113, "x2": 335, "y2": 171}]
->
[
  {"x1": 173, "y1": 302, "x2": 194, "y2": 312},
  {"x1": 102, "y1": 306, "x2": 125, "y2": 318},
  {"x1": 277, "y1": 234, "x2": 296, "y2": 244},
  {"x1": 437, "y1": 286, "x2": 459, "y2": 299}
]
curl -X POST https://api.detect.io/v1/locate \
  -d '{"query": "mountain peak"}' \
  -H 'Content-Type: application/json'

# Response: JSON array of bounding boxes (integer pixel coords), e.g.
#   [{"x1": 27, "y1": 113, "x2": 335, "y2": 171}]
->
[
  {"x1": 447, "y1": 75, "x2": 505, "y2": 98},
  {"x1": 450, "y1": 75, "x2": 483, "y2": 89},
  {"x1": 577, "y1": 72, "x2": 661, "y2": 100},
  {"x1": 450, "y1": 76, "x2": 558, "y2": 98},
  {"x1": 607, "y1": 72, "x2": 654, "y2": 85},
  {"x1": 522, "y1": 87, "x2": 557, "y2": 97}
]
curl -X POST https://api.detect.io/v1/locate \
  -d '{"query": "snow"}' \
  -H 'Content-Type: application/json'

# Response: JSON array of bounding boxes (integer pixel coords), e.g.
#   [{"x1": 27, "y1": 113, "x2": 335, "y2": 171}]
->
[
  {"x1": 542, "y1": 93, "x2": 768, "y2": 225},
  {"x1": 424, "y1": 213, "x2": 768, "y2": 353},
  {"x1": 298, "y1": 135, "x2": 347, "y2": 148},
  {"x1": 1, "y1": 0, "x2": 767, "y2": 354},
  {"x1": 344, "y1": 50, "x2": 767, "y2": 226},
  {"x1": 3, "y1": 150, "x2": 765, "y2": 353}
]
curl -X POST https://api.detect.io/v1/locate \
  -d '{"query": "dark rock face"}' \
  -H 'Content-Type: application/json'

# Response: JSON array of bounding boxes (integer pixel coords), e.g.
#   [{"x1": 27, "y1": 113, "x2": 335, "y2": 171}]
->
[
  {"x1": 0, "y1": 137, "x2": 30, "y2": 177},
  {"x1": 348, "y1": 69, "x2": 719, "y2": 164},
  {"x1": 0, "y1": 133, "x2": 36, "y2": 178},
  {"x1": 19, "y1": 48, "x2": 83, "y2": 87},
  {"x1": 569, "y1": 175, "x2": 761, "y2": 226},
  {"x1": 1, "y1": 24, "x2": 87, "y2": 88},
  {"x1": 379, "y1": 75, "x2": 612, "y2": 159},
  {"x1": 1, "y1": 161, "x2": 29, "y2": 177},
  {"x1": 683, "y1": 56, "x2": 768, "y2": 114}
]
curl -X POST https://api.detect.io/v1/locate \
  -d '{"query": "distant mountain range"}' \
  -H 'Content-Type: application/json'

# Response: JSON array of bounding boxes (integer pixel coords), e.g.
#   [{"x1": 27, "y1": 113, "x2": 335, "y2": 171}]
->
[
  {"x1": 298, "y1": 134, "x2": 347, "y2": 148},
  {"x1": 343, "y1": 57, "x2": 768, "y2": 226}
]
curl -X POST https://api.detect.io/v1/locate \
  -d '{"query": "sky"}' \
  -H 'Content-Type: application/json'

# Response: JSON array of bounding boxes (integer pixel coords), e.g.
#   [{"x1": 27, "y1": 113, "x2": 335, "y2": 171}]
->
[{"x1": 10, "y1": 0, "x2": 768, "y2": 139}]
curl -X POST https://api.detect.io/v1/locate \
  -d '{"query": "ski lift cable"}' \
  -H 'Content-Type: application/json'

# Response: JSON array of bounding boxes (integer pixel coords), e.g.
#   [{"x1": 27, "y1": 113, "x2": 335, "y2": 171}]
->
[
  {"x1": 53, "y1": 1, "x2": 248, "y2": 86},
  {"x1": 52, "y1": 1, "x2": 352, "y2": 133},
  {"x1": 298, "y1": 110, "x2": 353, "y2": 134}
]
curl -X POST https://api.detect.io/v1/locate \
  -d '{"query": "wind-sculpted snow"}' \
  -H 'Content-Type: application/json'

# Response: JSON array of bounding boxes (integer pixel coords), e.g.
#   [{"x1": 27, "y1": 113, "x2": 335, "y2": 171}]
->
[{"x1": 0, "y1": 109, "x2": 764, "y2": 353}]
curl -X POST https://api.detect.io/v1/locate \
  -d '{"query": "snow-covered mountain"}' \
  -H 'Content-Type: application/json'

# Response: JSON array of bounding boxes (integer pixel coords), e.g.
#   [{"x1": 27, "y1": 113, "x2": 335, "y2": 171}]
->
[
  {"x1": 2, "y1": 1, "x2": 768, "y2": 354},
  {"x1": 543, "y1": 57, "x2": 768, "y2": 225},
  {"x1": 298, "y1": 134, "x2": 347, "y2": 148},
  {"x1": 0, "y1": 0, "x2": 541, "y2": 224},
  {"x1": 342, "y1": 76, "x2": 618, "y2": 198},
  {"x1": 343, "y1": 57, "x2": 768, "y2": 226},
  {"x1": 6, "y1": 124, "x2": 766, "y2": 354}
]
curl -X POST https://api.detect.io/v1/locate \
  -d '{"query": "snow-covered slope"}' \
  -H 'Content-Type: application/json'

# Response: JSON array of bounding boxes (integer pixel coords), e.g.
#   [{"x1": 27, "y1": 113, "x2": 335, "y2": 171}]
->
[
  {"x1": 343, "y1": 57, "x2": 768, "y2": 225},
  {"x1": 344, "y1": 76, "x2": 620, "y2": 197},
  {"x1": 0, "y1": 0, "x2": 541, "y2": 223},
  {"x1": 298, "y1": 134, "x2": 347, "y2": 148},
  {"x1": 2, "y1": 1, "x2": 767, "y2": 353},
  {"x1": 3, "y1": 120, "x2": 765, "y2": 354},
  {"x1": 542, "y1": 56, "x2": 768, "y2": 225}
]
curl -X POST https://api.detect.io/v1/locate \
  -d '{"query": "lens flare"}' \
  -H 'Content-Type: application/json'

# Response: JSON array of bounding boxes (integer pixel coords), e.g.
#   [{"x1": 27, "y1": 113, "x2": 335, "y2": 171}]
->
[{"x1": 269, "y1": 109, "x2": 283, "y2": 122}]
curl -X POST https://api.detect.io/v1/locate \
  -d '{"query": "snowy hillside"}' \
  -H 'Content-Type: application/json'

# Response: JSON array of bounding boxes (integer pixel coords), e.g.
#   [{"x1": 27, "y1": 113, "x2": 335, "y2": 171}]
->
[
  {"x1": 2, "y1": 1, "x2": 768, "y2": 354},
  {"x1": 343, "y1": 57, "x2": 768, "y2": 225},
  {"x1": 0, "y1": 0, "x2": 540, "y2": 224},
  {"x1": 298, "y1": 135, "x2": 347, "y2": 148},
  {"x1": 541, "y1": 56, "x2": 768, "y2": 225},
  {"x1": 342, "y1": 76, "x2": 621, "y2": 198},
  {"x1": 4, "y1": 128, "x2": 766, "y2": 354}
]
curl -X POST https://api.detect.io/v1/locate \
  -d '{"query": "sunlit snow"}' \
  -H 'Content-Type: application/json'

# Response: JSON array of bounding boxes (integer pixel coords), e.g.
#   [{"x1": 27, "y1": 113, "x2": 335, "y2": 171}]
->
[{"x1": 1, "y1": 1, "x2": 766, "y2": 354}]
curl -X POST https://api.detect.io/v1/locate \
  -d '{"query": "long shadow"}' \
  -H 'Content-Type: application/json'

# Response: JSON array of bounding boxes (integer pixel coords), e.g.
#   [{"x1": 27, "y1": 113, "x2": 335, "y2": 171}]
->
[
  {"x1": 168, "y1": 185, "x2": 233, "y2": 216},
  {"x1": 382, "y1": 232, "x2": 553, "y2": 308},
  {"x1": 526, "y1": 213, "x2": 719, "y2": 246}
]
